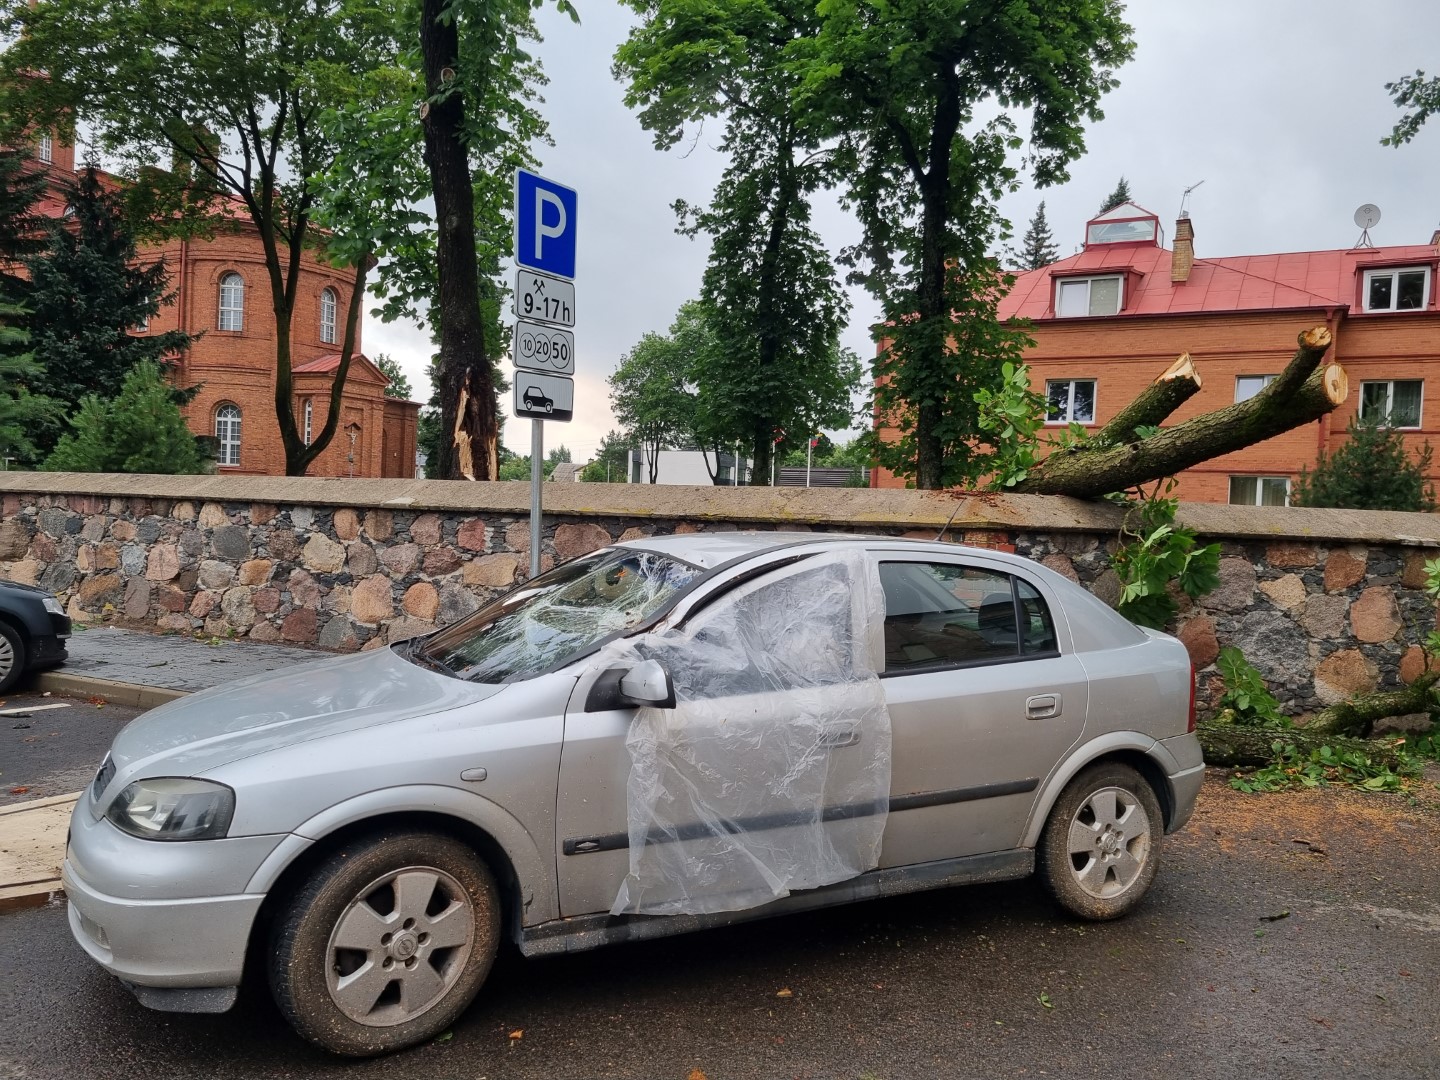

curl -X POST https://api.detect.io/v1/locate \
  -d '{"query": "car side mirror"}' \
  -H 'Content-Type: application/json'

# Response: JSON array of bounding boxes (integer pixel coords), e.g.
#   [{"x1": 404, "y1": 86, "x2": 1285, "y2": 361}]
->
[{"x1": 617, "y1": 659, "x2": 676, "y2": 709}]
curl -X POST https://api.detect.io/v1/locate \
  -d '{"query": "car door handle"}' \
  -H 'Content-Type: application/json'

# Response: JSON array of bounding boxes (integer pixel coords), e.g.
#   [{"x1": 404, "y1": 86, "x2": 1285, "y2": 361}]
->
[
  {"x1": 819, "y1": 728, "x2": 860, "y2": 748},
  {"x1": 1025, "y1": 694, "x2": 1061, "y2": 720}
]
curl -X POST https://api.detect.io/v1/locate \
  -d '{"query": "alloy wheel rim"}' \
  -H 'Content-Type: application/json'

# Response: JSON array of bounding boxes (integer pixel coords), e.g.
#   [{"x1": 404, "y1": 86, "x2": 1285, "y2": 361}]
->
[
  {"x1": 0, "y1": 635, "x2": 13, "y2": 681},
  {"x1": 324, "y1": 865, "x2": 475, "y2": 1027},
  {"x1": 1065, "y1": 785, "x2": 1151, "y2": 899}
]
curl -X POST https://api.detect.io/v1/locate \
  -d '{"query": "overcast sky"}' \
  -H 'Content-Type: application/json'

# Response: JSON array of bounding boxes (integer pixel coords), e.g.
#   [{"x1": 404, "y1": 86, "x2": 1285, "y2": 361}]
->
[{"x1": 362, "y1": 1, "x2": 1440, "y2": 464}]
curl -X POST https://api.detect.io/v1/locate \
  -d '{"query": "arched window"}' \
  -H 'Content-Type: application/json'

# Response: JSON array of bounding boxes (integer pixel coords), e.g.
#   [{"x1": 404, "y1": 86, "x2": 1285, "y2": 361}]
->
[
  {"x1": 319, "y1": 287, "x2": 338, "y2": 344},
  {"x1": 218, "y1": 272, "x2": 244, "y2": 331},
  {"x1": 303, "y1": 399, "x2": 313, "y2": 445},
  {"x1": 215, "y1": 404, "x2": 242, "y2": 466},
  {"x1": 38, "y1": 134, "x2": 52, "y2": 165}
]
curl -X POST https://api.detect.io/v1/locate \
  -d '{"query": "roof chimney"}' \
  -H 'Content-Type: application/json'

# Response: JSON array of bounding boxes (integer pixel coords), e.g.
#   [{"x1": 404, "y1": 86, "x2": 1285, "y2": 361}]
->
[{"x1": 1171, "y1": 214, "x2": 1195, "y2": 284}]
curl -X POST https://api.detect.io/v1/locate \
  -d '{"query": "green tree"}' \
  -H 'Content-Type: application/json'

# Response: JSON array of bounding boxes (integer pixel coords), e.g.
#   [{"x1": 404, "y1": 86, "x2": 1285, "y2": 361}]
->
[
  {"x1": 0, "y1": 307, "x2": 64, "y2": 468},
  {"x1": 1383, "y1": 69, "x2": 1440, "y2": 145},
  {"x1": 1013, "y1": 201, "x2": 1060, "y2": 270},
  {"x1": 1294, "y1": 415, "x2": 1436, "y2": 512},
  {"x1": 616, "y1": 0, "x2": 859, "y2": 485},
  {"x1": 26, "y1": 166, "x2": 194, "y2": 445},
  {"x1": 579, "y1": 429, "x2": 634, "y2": 483},
  {"x1": 1097, "y1": 175, "x2": 1133, "y2": 214},
  {"x1": 1, "y1": 0, "x2": 389, "y2": 476},
  {"x1": 800, "y1": 0, "x2": 1134, "y2": 488},
  {"x1": 43, "y1": 360, "x2": 206, "y2": 474},
  {"x1": 609, "y1": 314, "x2": 700, "y2": 484},
  {"x1": 373, "y1": 353, "x2": 414, "y2": 401}
]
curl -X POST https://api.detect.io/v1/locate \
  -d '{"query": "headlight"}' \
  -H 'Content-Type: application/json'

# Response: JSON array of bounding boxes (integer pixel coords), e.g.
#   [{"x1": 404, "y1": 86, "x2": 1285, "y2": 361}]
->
[
  {"x1": 42, "y1": 596, "x2": 64, "y2": 616},
  {"x1": 106, "y1": 778, "x2": 235, "y2": 841}
]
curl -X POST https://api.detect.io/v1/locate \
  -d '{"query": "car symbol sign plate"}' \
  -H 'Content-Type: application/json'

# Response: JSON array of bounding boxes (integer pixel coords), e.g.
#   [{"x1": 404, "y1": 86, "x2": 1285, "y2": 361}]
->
[{"x1": 514, "y1": 372, "x2": 573, "y2": 422}]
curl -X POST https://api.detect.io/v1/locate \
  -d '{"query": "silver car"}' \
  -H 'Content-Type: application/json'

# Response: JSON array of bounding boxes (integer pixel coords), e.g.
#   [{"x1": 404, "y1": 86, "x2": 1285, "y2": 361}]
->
[{"x1": 64, "y1": 533, "x2": 1203, "y2": 1056}]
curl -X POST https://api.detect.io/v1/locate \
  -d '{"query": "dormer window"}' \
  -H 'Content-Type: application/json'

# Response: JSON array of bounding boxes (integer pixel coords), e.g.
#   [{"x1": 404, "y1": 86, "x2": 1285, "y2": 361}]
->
[
  {"x1": 1056, "y1": 275, "x2": 1122, "y2": 317},
  {"x1": 1364, "y1": 267, "x2": 1429, "y2": 312},
  {"x1": 1084, "y1": 203, "x2": 1159, "y2": 247}
]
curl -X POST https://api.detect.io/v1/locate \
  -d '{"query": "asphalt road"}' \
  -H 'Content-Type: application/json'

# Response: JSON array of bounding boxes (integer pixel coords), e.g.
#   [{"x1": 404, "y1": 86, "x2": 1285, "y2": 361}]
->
[
  {"x1": 0, "y1": 690, "x2": 144, "y2": 806},
  {"x1": 1, "y1": 777, "x2": 1437, "y2": 1080}
]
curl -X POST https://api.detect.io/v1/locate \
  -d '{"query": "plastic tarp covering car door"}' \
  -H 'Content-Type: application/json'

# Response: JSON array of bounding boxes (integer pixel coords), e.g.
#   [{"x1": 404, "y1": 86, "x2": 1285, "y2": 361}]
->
[{"x1": 609, "y1": 549, "x2": 892, "y2": 917}]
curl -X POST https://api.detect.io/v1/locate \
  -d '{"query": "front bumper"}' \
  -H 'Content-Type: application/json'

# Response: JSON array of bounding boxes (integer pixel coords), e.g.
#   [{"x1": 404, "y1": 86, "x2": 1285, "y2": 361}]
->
[{"x1": 63, "y1": 790, "x2": 283, "y2": 997}]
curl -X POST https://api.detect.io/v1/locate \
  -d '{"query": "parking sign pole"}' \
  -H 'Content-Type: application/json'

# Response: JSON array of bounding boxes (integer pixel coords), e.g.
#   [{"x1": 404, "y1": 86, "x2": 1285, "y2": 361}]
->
[{"x1": 530, "y1": 418, "x2": 543, "y2": 579}]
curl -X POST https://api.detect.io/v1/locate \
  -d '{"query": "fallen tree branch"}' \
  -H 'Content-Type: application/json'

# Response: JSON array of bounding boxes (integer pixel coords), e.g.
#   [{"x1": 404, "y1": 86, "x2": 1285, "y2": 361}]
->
[
  {"x1": 1196, "y1": 721, "x2": 1413, "y2": 769},
  {"x1": 1013, "y1": 328, "x2": 1342, "y2": 498},
  {"x1": 1305, "y1": 671, "x2": 1439, "y2": 738},
  {"x1": 1096, "y1": 353, "x2": 1201, "y2": 445}
]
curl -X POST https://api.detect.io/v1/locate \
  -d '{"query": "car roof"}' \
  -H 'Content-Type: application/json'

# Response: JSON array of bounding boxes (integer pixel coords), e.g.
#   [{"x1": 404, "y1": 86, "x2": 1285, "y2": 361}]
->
[{"x1": 616, "y1": 530, "x2": 1024, "y2": 571}]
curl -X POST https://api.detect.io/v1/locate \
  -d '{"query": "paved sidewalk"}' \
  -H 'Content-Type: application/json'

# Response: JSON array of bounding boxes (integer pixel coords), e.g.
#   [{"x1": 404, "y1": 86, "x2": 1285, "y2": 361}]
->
[
  {"x1": 3, "y1": 628, "x2": 327, "y2": 911},
  {"x1": 37, "y1": 626, "x2": 322, "y2": 705}
]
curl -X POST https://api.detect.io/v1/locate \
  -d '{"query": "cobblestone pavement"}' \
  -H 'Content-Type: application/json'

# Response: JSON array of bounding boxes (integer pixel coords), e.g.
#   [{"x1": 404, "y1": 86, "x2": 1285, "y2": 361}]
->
[{"x1": 59, "y1": 626, "x2": 322, "y2": 694}]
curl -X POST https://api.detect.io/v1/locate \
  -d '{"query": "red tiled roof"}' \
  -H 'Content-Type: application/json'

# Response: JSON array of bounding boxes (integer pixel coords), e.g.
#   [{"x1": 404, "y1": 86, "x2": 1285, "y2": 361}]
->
[
  {"x1": 293, "y1": 353, "x2": 386, "y2": 384},
  {"x1": 999, "y1": 241, "x2": 1440, "y2": 321}
]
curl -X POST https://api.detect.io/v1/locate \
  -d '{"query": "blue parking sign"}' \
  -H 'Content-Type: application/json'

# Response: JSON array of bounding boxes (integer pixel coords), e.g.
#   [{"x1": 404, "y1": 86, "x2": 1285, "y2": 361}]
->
[{"x1": 515, "y1": 169, "x2": 578, "y2": 280}]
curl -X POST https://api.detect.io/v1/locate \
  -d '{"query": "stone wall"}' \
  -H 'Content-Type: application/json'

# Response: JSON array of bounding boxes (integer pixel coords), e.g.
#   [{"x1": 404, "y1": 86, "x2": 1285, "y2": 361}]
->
[{"x1": 3, "y1": 473, "x2": 1439, "y2": 718}]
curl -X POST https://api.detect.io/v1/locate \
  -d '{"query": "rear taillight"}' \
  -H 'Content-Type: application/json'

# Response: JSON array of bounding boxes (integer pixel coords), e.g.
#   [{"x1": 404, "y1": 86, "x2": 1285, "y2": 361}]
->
[{"x1": 1187, "y1": 663, "x2": 1197, "y2": 733}]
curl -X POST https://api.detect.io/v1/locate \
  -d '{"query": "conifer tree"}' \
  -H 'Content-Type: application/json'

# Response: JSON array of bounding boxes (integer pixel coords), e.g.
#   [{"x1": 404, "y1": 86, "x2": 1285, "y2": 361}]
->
[
  {"x1": 1097, "y1": 176, "x2": 1132, "y2": 214},
  {"x1": 26, "y1": 166, "x2": 193, "y2": 426},
  {"x1": 1293, "y1": 415, "x2": 1436, "y2": 512},
  {"x1": 1016, "y1": 201, "x2": 1060, "y2": 269},
  {"x1": 42, "y1": 360, "x2": 206, "y2": 474}
]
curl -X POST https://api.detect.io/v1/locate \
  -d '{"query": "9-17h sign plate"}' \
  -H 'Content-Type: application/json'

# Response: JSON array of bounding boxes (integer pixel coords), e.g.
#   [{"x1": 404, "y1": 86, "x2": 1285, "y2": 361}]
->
[
  {"x1": 514, "y1": 269, "x2": 575, "y2": 327},
  {"x1": 514, "y1": 372, "x2": 573, "y2": 423},
  {"x1": 513, "y1": 320, "x2": 575, "y2": 376}
]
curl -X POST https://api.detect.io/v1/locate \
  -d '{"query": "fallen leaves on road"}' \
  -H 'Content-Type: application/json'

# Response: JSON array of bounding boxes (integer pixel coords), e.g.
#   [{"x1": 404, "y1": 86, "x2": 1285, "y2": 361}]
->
[
  {"x1": 9, "y1": 786, "x2": 30, "y2": 794},
  {"x1": 508, "y1": 1029, "x2": 524, "y2": 1041},
  {"x1": 687, "y1": 1069, "x2": 709, "y2": 1080},
  {"x1": 775, "y1": 988, "x2": 793, "y2": 998}
]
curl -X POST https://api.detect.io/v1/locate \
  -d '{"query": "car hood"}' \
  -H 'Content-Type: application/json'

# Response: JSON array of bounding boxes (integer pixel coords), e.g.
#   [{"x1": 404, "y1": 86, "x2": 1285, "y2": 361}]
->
[{"x1": 107, "y1": 646, "x2": 504, "y2": 780}]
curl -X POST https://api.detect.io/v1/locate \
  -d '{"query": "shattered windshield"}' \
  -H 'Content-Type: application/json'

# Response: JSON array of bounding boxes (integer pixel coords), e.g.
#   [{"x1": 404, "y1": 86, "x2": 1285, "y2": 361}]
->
[{"x1": 411, "y1": 548, "x2": 702, "y2": 683}]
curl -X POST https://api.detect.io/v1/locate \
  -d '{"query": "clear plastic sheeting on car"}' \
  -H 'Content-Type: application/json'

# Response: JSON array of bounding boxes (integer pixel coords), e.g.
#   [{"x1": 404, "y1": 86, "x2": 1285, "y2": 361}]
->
[{"x1": 609, "y1": 549, "x2": 892, "y2": 917}]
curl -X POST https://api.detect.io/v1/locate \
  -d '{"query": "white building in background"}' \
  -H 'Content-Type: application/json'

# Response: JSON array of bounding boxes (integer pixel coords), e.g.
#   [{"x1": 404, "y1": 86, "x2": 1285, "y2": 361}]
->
[{"x1": 627, "y1": 449, "x2": 751, "y2": 486}]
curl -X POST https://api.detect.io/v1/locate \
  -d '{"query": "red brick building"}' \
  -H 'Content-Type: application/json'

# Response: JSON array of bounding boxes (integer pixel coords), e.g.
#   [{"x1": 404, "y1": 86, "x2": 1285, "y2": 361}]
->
[
  {"x1": 32, "y1": 134, "x2": 418, "y2": 478},
  {"x1": 874, "y1": 201, "x2": 1440, "y2": 504}
]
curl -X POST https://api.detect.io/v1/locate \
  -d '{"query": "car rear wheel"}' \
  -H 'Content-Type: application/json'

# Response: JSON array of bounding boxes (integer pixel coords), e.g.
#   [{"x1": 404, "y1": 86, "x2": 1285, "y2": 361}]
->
[
  {"x1": 0, "y1": 621, "x2": 26, "y2": 695},
  {"x1": 1038, "y1": 763, "x2": 1162, "y2": 921},
  {"x1": 268, "y1": 831, "x2": 501, "y2": 1056}
]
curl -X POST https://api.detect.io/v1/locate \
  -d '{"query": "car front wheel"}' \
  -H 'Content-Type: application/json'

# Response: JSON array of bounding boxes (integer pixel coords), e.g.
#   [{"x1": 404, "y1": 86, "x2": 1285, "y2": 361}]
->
[
  {"x1": 268, "y1": 831, "x2": 501, "y2": 1056},
  {"x1": 0, "y1": 620, "x2": 26, "y2": 695},
  {"x1": 1038, "y1": 762, "x2": 1162, "y2": 921}
]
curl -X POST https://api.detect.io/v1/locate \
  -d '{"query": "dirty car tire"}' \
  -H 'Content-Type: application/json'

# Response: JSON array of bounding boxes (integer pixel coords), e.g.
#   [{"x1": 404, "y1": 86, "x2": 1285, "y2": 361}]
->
[
  {"x1": 1038, "y1": 762, "x2": 1163, "y2": 921},
  {"x1": 268, "y1": 832, "x2": 500, "y2": 1056},
  {"x1": 0, "y1": 620, "x2": 26, "y2": 695}
]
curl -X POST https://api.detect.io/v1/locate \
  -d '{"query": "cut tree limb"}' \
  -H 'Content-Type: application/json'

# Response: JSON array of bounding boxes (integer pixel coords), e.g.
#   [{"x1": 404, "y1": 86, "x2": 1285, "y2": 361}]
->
[
  {"x1": 1306, "y1": 671, "x2": 1439, "y2": 739},
  {"x1": 1096, "y1": 353, "x2": 1201, "y2": 445},
  {"x1": 1196, "y1": 721, "x2": 1412, "y2": 769},
  {"x1": 1014, "y1": 328, "x2": 1341, "y2": 498}
]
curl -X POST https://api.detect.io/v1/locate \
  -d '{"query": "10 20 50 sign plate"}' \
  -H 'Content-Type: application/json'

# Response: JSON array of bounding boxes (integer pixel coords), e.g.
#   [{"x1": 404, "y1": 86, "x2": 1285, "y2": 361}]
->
[{"x1": 513, "y1": 320, "x2": 575, "y2": 375}]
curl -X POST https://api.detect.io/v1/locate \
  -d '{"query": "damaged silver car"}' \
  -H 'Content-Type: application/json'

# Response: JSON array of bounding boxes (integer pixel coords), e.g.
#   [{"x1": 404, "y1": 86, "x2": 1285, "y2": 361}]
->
[{"x1": 64, "y1": 533, "x2": 1202, "y2": 1055}]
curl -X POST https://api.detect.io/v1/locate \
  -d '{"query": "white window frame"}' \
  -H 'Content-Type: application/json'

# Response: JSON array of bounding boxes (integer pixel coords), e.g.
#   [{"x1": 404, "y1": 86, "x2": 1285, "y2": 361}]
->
[
  {"x1": 38, "y1": 134, "x2": 52, "y2": 164},
  {"x1": 1234, "y1": 374, "x2": 1277, "y2": 403},
  {"x1": 1055, "y1": 275, "x2": 1123, "y2": 317},
  {"x1": 134, "y1": 314, "x2": 150, "y2": 333},
  {"x1": 1359, "y1": 379, "x2": 1424, "y2": 430},
  {"x1": 1045, "y1": 379, "x2": 1097, "y2": 425},
  {"x1": 218, "y1": 272, "x2": 245, "y2": 331},
  {"x1": 1363, "y1": 266, "x2": 1430, "y2": 312},
  {"x1": 303, "y1": 399, "x2": 313, "y2": 445},
  {"x1": 1229, "y1": 476, "x2": 1291, "y2": 507},
  {"x1": 319, "y1": 287, "x2": 338, "y2": 344},
  {"x1": 215, "y1": 404, "x2": 242, "y2": 466}
]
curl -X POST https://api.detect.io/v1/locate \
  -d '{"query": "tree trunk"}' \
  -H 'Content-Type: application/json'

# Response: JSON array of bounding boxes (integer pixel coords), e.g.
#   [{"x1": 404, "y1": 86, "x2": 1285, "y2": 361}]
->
[
  {"x1": 1015, "y1": 329, "x2": 1341, "y2": 498},
  {"x1": 1095, "y1": 353, "x2": 1200, "y2": 445},
  {"x1": 1196, "y1": 722, "x2": 1412, "y2": 769},
  {"x1": 420, "y1": 0, "x2": 497, "y2": 481},
  {"x1": 1306, "y1": 671, "x2": 1439, "y2": 738}
]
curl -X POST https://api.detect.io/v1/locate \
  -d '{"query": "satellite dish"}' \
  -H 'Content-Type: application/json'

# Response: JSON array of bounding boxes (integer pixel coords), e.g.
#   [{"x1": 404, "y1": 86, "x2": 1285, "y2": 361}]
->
[{"x1": 1354, "y1": 204, "x2": 1382, "y2": 229}]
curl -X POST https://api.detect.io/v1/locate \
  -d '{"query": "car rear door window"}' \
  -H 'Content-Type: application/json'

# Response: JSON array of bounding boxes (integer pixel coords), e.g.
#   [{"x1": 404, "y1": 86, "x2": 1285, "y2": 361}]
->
[{"x1": 879, "y1": 562, "x2": 1058, "y2": 672}]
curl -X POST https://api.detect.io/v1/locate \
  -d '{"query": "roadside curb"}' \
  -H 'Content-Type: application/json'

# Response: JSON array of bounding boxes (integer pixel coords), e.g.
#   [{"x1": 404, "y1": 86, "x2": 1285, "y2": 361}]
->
[{"x1": 34, "y1": 671, "x2": 190, "y2": 710}]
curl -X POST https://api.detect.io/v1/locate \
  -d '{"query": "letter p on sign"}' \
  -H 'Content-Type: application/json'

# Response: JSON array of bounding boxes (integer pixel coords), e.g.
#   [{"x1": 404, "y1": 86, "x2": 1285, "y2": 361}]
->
[{"x1": 515, "y1": 169, "x2": 578, "y2": 280}]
